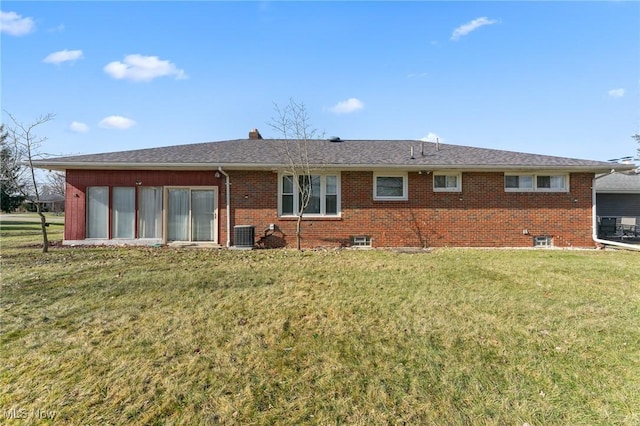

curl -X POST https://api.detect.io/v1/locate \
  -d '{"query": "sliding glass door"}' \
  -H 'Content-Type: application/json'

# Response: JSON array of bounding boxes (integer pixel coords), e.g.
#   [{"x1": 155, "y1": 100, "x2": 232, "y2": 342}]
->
[
  {"x1": 191, "y1": 190, "x2": 215, "y2": 241},
  {"x1": 167, "y1": 188, "x2": 217, "y2": 242},
  {"x1": 167, "y1": 189, "x2": 189, "y2": 241}
]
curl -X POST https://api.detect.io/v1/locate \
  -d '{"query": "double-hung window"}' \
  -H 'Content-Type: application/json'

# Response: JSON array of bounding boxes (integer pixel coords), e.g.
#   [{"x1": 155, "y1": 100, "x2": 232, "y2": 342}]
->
[
  {"x1": 505, "y1": 173, "x2": 569, "y2": 192},
  {"x1": 433, "y1": 173, "x2": 462, "y2": 192},
  {"x1": 373, "y1": 173, "x2": 408, "y2": 200},
  {"x1": 279, "y1": 173, "x2": 340, "y2": 217}
]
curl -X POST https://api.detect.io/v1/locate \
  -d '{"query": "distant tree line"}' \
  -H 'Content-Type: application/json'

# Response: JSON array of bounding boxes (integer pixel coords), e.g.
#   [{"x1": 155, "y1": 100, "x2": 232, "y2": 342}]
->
[
  {"x1": 2, "y1": 112, "x2": 58, "y2": 252},
  {"x1": 0, "y1": 124, "x2": 26, "y2": 213}
]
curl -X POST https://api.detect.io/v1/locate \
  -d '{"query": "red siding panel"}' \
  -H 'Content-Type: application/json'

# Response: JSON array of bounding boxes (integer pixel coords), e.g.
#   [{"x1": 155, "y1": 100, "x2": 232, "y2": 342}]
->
[{"x1": 65, "y1": 170, "x2": 221, "y2": 241}]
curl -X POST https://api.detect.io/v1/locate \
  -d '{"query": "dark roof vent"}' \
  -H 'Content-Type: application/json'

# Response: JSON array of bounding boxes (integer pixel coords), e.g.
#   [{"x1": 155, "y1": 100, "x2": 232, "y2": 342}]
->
[{"x1": 328, "y1": 136, "x2": 342, "y2": 143}]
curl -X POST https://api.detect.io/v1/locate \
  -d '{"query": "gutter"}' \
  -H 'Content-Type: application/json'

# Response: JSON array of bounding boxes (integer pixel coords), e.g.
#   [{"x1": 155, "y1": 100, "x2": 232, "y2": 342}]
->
[
  {"x1": 217, "y1": 167, "x2": 231, "y2": 248},
  {"x1": 592, "y1": 171, "x2": 640, "y2": 251},
  {"x1": 31, "y1": 161, "x2": 635, "y2": 174}
]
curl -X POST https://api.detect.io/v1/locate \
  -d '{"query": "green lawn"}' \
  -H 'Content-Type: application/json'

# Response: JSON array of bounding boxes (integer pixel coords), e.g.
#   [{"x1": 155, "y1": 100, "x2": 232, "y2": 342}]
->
[{"x1": 1, "y1": 216, "x2": 639, "y2": 424}]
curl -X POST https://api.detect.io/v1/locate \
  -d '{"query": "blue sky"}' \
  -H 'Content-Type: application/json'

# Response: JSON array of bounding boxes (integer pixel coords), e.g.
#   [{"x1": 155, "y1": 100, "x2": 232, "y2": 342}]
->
[{"x1": 1, "y1": 1, "x2": 638, "y2": 162}]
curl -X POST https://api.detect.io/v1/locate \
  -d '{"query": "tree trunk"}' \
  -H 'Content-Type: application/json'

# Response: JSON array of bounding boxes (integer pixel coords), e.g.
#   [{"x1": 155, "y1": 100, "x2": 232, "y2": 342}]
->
[
  {"x1": 36, "y1": 203, "x2": 49, "y2": 253},
  {"x1": 296, "y1": 215, "x2": 302, "y2": 250}
]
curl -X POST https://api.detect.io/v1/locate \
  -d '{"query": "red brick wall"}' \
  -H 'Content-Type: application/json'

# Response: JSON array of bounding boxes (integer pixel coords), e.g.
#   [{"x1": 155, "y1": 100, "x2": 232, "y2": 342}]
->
[
  {"x1": 229, "y1": 170, "x2": 595, "y2": 248},
  {"x1": 64, "y1": 169, "x2": 595, "y2": 248}
]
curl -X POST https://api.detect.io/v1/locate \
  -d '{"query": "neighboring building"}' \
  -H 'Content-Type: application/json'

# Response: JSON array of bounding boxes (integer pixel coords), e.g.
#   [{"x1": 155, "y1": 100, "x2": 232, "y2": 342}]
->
[
  {"x1": 32, "y1": 130, "x2": 634, "y2": 249},
  {"x1": 595, "y1": 171, "x2": 640, "y2": 238},
  {"x1": 596, "y1": 171, "x2": 640, "y2": 217},
  {"x1": 23, "y1": 194, "x2": 65, "y2": 213}
]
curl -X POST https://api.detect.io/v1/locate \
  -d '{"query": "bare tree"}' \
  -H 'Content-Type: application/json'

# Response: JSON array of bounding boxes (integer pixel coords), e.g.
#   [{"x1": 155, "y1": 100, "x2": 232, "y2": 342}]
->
[
  {"x1": 45, "y1": 171, "x2": 66, "y2": 198},
  {"x1": 40, "y1": 171, "x2": 66, "y2": 213},
  {"x1": 633, "y1": 133, "x2": 640, "y2": 160},
  {"x1": 4, "y1": 112, "x2": 56, "y2": 252},
  {"x1": 269, "y1": 99, "x2": 323, "y2": 250}
]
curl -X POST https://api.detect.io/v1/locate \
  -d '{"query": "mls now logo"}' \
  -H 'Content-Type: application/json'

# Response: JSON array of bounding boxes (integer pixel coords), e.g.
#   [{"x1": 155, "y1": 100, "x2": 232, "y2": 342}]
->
[{"x1": 3, "y1": 408, "x2": 57, "y2": 420}]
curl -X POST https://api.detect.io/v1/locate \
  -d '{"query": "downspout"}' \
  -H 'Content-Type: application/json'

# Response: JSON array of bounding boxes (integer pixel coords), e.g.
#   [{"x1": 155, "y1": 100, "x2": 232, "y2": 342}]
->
[
  {"x1": 218, "y1": 167, "x2": 231, "y2": 248},
  {"x1": 592, "y1": 171, "x2": 640, "y2": 251}
]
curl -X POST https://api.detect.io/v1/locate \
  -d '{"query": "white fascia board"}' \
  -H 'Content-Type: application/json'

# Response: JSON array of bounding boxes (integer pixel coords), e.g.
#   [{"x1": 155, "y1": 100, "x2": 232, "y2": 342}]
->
[
  {"x1": 342, "y1": 165, "x2": 630, "y2": 174},
  {"x1": 31, "y1": 161, "x2": 631, "y2": 174},
  {"x1": 31, "y1": 162, "x2": 286, "y2": 171}
]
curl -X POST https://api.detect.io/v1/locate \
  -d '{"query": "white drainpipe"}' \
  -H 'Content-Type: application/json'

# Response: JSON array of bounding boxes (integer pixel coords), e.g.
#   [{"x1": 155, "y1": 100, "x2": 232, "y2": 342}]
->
[
  {"x1": 218, "y1": 167, "x2": 231, "y2": 248},
  {"x1": 592, "y1": 171, "x2": 640, "y2": 251}
]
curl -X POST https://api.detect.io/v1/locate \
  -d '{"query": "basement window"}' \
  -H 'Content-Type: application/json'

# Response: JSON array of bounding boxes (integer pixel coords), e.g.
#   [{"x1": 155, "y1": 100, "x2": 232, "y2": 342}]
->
[
  {"x1": 533, "y1": 236, "x2": 553, "y2": 247},
  {"x1": 351, "y1": 235, "x2": 372, "y2": 248}
]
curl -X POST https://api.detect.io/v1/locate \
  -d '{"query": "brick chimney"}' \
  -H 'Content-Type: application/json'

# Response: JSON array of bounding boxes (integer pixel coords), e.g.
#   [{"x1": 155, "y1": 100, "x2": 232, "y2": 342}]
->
[{"x1": 248, "y1": 128, "x2": 263, "y2": 140}]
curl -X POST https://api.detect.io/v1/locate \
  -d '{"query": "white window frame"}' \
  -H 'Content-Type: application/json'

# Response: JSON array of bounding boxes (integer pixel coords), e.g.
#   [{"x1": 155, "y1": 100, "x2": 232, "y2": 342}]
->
[
  {"x1": 433, "y1": 172, "x2": 462, "y2": 192},
  {"x1": 373, "y1": 172, "x2": 408, "y2": 201},
  {"x1": 351, "y1": 235, "x2": 372, "y2": 248},
  {"x1": 278, "y1": 172, "x2": 341, "y2": 217},
  {"x1": 534, "y1": 236, "x2": 553, "y2": 247},
  {"x1": 505, "y1": 173, "x2": 569, "y2": 193}
]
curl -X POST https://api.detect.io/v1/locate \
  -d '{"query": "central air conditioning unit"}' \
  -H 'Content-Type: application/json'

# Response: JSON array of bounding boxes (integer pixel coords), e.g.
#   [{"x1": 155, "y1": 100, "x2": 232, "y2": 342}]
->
[{"x1": 233, "y1": 225, "x2": 255, "y2": 249}]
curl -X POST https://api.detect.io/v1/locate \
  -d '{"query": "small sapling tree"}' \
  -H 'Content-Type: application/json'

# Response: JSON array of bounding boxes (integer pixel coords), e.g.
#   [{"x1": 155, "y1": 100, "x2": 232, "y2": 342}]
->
[
  {"x1": 4, "y1": 112, "x2": 56, "y2": 252},
  {"x1": 269, "y1": 99, "x2": 323, "y2": 250}
]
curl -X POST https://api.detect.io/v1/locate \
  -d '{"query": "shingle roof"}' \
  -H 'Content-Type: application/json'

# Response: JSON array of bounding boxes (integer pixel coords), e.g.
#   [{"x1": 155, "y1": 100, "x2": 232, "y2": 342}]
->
[
  {"x1": 33, "y1": 138, "x2": 633, "y2": 173},
  {"x1": 596, "y1": 171, "x2": 640, "y2": 193}
]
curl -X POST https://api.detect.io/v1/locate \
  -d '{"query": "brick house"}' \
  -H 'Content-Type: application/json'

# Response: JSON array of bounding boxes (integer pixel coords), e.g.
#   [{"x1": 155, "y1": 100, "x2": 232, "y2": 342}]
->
[{"x1": 33, "y1": 130, "x2": 633, "y2": 249}]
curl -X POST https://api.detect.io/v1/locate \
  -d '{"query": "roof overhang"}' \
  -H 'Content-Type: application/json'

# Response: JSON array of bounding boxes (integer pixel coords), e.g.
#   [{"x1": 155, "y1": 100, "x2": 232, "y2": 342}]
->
[{"x1": 31, "y1": 161, "x2": 635, "y2": 174}]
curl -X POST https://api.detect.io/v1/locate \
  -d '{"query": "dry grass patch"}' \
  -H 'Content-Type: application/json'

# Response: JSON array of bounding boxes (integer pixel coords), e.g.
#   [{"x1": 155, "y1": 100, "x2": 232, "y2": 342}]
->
[{"x1": 1, "y1": 219, "x2": 639, "y2": 424}]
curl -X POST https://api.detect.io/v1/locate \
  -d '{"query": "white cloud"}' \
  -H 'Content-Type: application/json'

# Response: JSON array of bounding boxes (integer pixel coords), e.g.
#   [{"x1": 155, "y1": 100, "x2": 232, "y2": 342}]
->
[
  {"x1": 69, "y1": 121, "x2": 89, "y2": 133},
  {"x1": 329, "y1": 98, "x2": 364, "y2": 114},
  {"x1": 0, "y1": 10, "x2": 35, "y2": 36},
  {"x1": 104, "y1": 54, "x2": 187, "y2": 82},
  {"x1": 43, "y1": 49, "x2": 83, "y2": 64},
  {"x1": 49, "y1": 23, "x2": 65, "y2": 33},
  {"x1": 608, "y1": 88, "x2": 625, "y2": 98},
  {"x1": 99, "y1": 116, "x2": 136, "y2": 130},
  {"x1": 420, "y1": 132, "x2": 443, "y2": 143},
  {"x1": 451, "y1": 17, "x2": 497, "y2": 41}
]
